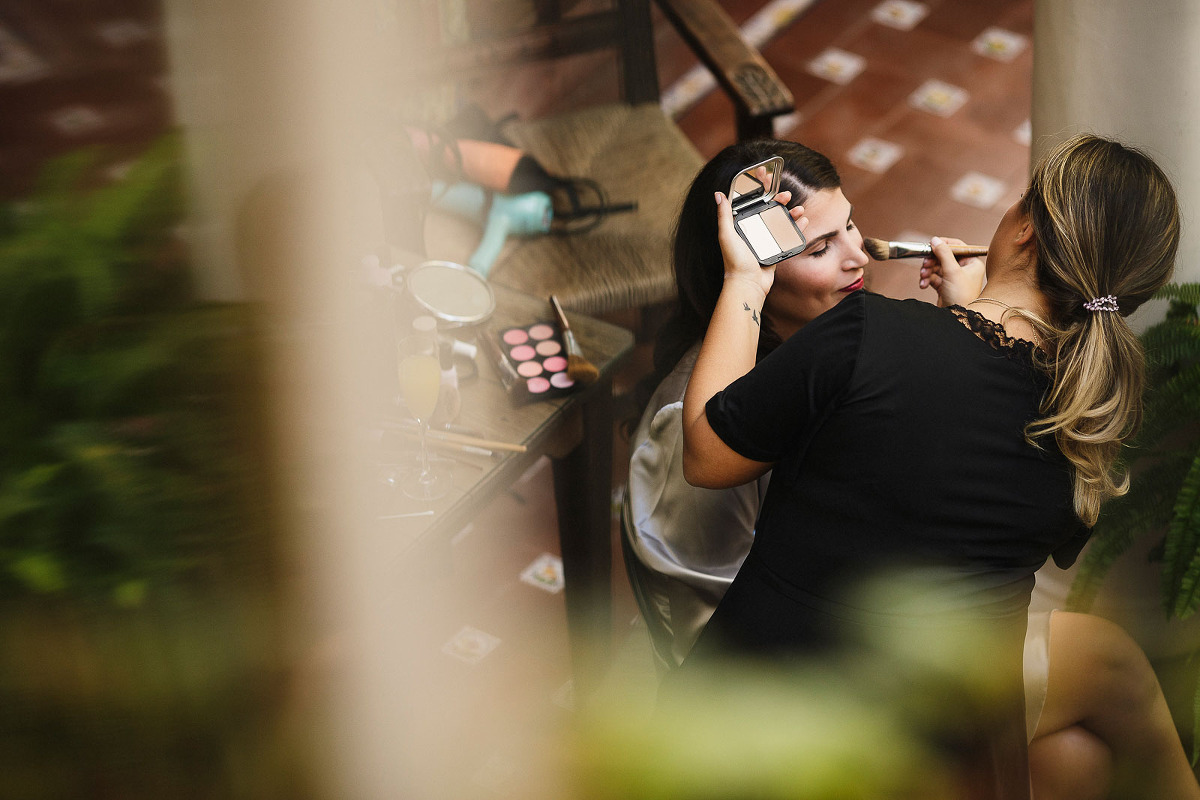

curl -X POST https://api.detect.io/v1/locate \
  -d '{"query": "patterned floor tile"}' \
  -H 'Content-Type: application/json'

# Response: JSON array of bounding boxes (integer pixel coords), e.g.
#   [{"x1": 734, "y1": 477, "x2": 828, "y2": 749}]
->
[
  {"x1": 847, "y1": 136, "x2": 906, "y2": 174},
  {"x1": 950, "y1": 171, "x2": 1007, "y2": 209},
  {"x1": 807, "y1": 47, "x2": 868, "y2": 85},
  {"x1": 908, "y1": 78, "x2": 970, "y2": 117},
  {"x1": 972, "y1": 26, "x2": 1029, "y2": 61},
  {"x1": 870, "y1": 0, "x2": 929, "y2": 31}
]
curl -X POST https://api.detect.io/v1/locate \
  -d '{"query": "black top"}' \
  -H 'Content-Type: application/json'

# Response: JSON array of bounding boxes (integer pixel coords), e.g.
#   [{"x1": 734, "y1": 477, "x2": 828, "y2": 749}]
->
[{"x1": 690, "y1": 291, "x2": 1088, "y2": 660}]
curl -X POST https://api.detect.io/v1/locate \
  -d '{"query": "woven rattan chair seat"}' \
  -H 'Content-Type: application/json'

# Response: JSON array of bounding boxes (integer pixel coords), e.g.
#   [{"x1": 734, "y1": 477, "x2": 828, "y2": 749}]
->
[{"x1": 485, "y1": 103, "x2": 701, "y2": 315}]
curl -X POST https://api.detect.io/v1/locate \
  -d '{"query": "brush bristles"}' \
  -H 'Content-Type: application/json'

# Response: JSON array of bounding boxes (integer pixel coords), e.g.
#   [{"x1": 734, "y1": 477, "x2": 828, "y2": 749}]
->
[
  {"x1": 562, "y1": 329, "x2": 599, "y2": 384},
  {"x1": 553, "y1": 295, "x2": 599, "y2": 384},
  {"x1": 566, "y1": 354, "x2": 599, "y2": 384},
  {"x1": 862, "y1": 237, "x2": 894, "y2": 261}
]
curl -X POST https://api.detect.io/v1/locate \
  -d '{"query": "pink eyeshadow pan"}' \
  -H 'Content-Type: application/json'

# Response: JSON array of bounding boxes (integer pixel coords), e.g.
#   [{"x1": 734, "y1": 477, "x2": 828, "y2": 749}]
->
[{"x1": 492, "y1": 322, "x2": 580, "y2": 404}]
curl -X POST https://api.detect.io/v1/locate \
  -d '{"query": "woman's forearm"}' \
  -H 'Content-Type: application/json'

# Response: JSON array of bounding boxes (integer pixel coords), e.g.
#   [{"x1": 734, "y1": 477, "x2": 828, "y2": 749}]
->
[
  {"x1": 681, "y1": 189, "x2": 785, "y2": 488},
  {"x1": 681, "y1": 275, "x2": 769, "y2": 488}
]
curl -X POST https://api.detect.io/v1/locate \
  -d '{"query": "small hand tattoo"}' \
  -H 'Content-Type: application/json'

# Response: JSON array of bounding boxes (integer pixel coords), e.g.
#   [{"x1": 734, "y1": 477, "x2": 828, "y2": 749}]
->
[{"x1": 742, "y1": 302, "x2": 761, "y2": 327}]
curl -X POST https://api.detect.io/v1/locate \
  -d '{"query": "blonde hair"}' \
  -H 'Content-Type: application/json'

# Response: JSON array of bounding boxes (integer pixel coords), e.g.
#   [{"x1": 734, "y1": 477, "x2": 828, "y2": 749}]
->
[{"x1": 1021, "y1": 135, "x2": 1179, "y2": 525}]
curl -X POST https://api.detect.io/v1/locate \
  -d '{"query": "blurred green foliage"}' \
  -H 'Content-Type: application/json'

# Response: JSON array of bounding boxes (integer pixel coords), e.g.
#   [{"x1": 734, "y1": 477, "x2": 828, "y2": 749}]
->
[
  {"x1": 0, "y1": 139, "x2": 309, "y2": 800},
  {"x1": 0, "y1": 136, "x2": 270, "y2": 607}
]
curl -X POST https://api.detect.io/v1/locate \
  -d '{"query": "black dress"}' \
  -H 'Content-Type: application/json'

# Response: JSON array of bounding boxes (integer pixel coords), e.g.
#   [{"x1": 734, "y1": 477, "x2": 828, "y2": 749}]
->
[{"x1": 678, "y1": 291, "x2": 1089, "y2": 798}]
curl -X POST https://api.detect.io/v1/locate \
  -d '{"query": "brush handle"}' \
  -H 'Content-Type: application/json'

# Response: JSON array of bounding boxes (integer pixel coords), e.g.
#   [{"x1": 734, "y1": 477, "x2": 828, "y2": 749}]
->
[
  {"x1": 384, "y1": 423, "x2": 527, "y2": 453},
  {"x1": 549, "y1": 294, "x2": 599, "y2": 384},
  {"x1": 888, "y1": 241, "x2": 988, "y2": 259},
  {"x1": 549, "y1": 294, "x2": 571, "y2": 331},
  {"x1": 562, "y1": 327, "x2": 583, "y2": 358}
]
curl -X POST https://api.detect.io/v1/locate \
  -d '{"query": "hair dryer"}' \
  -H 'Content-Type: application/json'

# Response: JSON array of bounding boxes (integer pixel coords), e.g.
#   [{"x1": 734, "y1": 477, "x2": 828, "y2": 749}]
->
[{"x1": 431, "y1": 181, "x2": 552, "y2": 276}]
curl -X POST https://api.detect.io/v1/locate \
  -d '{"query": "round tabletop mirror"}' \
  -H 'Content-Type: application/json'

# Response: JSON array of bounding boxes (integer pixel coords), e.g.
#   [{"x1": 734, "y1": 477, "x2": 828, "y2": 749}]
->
[{"x1": 405, "y1": 260, "x2": 496, "y2": 327}]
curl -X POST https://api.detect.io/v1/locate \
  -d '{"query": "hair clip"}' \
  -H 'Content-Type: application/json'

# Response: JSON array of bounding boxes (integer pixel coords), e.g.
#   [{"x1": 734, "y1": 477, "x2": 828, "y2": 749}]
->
[{"x1": 1083, "y1": 295, "x2": 1119, "y2": 313}]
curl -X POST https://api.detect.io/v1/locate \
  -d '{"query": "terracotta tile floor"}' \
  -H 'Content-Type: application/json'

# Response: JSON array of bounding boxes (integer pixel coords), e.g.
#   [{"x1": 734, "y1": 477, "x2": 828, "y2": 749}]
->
[{"x1": 0, "y1": 1, "x2": 170, "y2": 200}]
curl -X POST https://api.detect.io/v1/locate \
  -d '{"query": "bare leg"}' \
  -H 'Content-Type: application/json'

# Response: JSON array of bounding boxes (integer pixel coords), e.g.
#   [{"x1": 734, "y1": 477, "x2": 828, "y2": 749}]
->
[
  {"x1": 1031, "y1": 611, "x2": 1200, "y2": 800},
  {"x1": 1029, "y1": 726, "x2": 1111, "y2": 800}
]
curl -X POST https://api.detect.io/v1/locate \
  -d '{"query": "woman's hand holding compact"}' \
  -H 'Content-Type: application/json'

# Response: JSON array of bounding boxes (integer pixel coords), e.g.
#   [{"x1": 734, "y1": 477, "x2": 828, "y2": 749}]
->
[
  {"x1": 920, "y1": 236, "x2": 985, "y2": 307},
  {"x1": 715, "y1": 186, "x2": 807, "y2": 301}
]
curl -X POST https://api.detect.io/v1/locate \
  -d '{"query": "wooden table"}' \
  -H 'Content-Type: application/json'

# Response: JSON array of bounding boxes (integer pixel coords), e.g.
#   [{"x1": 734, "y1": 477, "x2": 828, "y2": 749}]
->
[{"x1": 373, "y1": 282, "x2": 634, "y2": 693}]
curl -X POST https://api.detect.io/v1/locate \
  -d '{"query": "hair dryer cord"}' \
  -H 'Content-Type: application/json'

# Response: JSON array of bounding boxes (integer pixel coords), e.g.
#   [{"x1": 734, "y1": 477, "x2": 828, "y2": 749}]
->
[{"x1": 549, "y1": 177, "x2": 637, "y2": 236}]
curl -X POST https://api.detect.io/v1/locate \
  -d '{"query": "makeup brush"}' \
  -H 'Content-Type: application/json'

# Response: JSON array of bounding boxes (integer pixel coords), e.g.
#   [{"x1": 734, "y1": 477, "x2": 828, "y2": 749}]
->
[
  {"x1": 863, "y1": 237, "x2": 988, "y2": 261},
  {"x1": 549, "y1": 294, "x2": 599, "y2": 385}
]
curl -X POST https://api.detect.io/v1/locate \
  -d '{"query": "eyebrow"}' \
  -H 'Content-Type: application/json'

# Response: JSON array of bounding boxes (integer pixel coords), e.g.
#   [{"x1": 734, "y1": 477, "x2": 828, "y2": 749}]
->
[{"x1": 801, "y1": 205, "x2": 854, "y2": 253}]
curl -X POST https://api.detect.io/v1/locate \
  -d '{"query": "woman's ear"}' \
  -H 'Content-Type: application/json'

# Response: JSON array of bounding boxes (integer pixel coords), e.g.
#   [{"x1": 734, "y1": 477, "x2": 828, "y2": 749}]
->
[{"x1": 1015, "y1": 215, "x2": 1035, "y2": 247}]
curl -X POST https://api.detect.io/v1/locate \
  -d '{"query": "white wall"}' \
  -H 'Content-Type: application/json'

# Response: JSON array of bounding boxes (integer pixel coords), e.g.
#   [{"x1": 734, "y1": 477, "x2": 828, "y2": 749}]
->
[{"x1": 1033, "y1": 0, "x2": 1200, "y2": 295}]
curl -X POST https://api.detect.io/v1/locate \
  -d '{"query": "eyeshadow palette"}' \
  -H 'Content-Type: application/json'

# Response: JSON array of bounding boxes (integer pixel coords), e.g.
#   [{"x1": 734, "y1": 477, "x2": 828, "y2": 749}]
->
[
  {"x1": 482, "y1": 322, "x2": 579, "y2": 404},
  {"x1": 730, "y1": 155, "x2": 808, "y2": 266}
]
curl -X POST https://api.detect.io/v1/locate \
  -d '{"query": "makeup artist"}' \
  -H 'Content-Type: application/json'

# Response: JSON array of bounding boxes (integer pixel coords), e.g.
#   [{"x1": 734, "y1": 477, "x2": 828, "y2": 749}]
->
[{"x1": 664, "y1": 134, "x2": 1178, "y2": 798}]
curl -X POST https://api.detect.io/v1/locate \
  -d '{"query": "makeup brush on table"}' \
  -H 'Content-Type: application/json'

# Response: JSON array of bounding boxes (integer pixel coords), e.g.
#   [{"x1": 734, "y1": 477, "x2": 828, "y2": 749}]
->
[
  {"x1": 549, "y1": 294, "x2": 599, "y2": 385},
  {"x1": 864, "y1": 237, "x2": 988, "y2": 260}
]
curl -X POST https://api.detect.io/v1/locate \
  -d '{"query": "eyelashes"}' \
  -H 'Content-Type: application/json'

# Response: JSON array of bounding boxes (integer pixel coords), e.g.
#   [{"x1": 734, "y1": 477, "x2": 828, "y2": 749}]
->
[{"x1": 807, "y1": 221, "x2": 857, "y2": 258}]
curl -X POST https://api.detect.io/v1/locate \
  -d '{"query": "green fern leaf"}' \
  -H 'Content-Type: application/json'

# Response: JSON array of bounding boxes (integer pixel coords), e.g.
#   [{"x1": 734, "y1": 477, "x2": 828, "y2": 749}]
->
[
  {"x1": 1174, "y1": 548, "x2": 1200, "y2": 620},
  {"x1": 1140, "y1": 319, "x2": 1200, "y2": 373},
  {"x1": 1139, "y1": 365, "x2": 1200, "y2": 448},
  {"x1": 1068, "y1": 459, "x2": 1182, "y2": 609},
  {"x1": 1165, "y1": 446, "x2": 1200, "y2": 617},
  {"x1": 1156, "y1": 282, "x2": 1200, "y2": 308}
]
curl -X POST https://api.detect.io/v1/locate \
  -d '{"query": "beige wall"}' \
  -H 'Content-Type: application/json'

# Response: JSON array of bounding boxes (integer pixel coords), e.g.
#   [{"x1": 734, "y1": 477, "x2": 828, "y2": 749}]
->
[{"x1": 1033, "y1": 0, "x2": 1200, "y2": 298}]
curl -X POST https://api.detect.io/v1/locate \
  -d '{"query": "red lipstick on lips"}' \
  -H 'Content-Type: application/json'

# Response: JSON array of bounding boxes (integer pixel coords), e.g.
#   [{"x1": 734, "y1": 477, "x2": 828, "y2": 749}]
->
[{"x1": 841, "y1": 276, "x2": 864, "y2": 293}]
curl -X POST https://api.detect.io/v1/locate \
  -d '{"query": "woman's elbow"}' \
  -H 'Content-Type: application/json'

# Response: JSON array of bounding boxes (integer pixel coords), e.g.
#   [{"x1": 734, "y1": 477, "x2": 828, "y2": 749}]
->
[{"x1": 681, "y1": 447, "x2": 721, "y2": 488}]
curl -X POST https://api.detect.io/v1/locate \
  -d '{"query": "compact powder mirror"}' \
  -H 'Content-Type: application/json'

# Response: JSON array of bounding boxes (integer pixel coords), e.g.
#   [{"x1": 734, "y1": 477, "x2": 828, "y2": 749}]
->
[
  {"x1": 729, "y1": 156, "x2": 807, "y2": 266},
  {"x1": 405, "y1": 260, "x2": 496, "y2": 327}
]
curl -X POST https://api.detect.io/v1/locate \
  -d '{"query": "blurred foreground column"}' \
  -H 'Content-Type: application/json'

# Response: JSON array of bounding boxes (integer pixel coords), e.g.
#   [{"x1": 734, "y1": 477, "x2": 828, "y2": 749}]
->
[{"x1": 165, "y1": 1, "x2": 561, "y2": 798}]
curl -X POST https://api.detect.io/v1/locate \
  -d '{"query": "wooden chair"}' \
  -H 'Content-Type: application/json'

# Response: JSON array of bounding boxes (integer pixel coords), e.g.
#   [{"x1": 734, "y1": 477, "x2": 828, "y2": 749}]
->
[{"x1": 418, "y1": 0, "x2": 795, "y2": 320}]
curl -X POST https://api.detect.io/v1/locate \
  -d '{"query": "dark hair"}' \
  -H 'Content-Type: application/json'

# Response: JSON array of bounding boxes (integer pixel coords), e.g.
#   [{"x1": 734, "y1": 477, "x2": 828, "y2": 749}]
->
[{"x1": 629, "y1": 139, "x2": 841, "y2": 423}]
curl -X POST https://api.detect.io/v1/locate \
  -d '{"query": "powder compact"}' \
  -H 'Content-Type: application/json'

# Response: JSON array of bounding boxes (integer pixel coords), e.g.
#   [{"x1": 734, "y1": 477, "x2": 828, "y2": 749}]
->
[
  {"x1": 480, "y1": 322, "x2": 578, "y2": 404},
  {"x1": 405, "y1": 260, "x2": 496, "y2": 327},
  {"x1": 729, "y1": 155, "x2": 808, "y2": 266}
]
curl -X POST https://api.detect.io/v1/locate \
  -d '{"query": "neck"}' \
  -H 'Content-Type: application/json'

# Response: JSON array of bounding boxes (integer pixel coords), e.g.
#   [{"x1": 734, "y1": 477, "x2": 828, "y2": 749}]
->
[
  {"x1": 980, "y1": 249, "x2": 1047, "y2": 312},
  {"x1": 761, "y1": 308, "x2": 801, "y2": 343},
  {"x1": 975, "y1": 274, "x2": 1049, "y2": 319},
  {"x1": 968, "y1": 275, "x2": 1048, "y2": 348}
]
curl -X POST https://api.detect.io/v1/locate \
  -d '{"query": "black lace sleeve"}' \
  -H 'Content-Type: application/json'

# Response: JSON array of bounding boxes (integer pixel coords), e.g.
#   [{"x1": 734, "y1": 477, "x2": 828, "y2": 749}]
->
[{"x1": 948, "y1": 305, "x2": 1043, "y2": 362}]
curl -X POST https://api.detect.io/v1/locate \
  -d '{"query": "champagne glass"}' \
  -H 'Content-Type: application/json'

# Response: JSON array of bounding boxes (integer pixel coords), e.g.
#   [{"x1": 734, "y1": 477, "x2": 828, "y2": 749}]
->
[{"x1": 396, "y1": 333, "x2": 450, "y2": 500}]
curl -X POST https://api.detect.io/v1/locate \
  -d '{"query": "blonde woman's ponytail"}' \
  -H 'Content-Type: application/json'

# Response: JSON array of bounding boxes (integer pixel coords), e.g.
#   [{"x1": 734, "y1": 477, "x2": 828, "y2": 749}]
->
[{"x1": 1022, "y1": 135, "x2": 1179, "y2": 525}]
